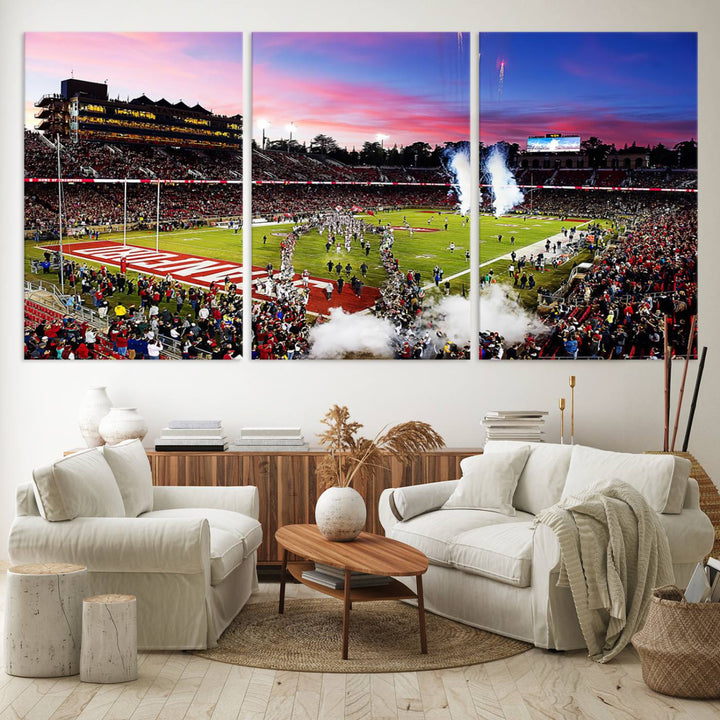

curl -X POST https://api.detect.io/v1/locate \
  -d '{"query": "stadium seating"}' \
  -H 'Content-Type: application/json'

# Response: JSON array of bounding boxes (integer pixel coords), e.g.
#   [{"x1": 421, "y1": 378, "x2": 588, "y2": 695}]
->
[{"x1": 593, "y1": 169, "x2": 628, "y2": 187}]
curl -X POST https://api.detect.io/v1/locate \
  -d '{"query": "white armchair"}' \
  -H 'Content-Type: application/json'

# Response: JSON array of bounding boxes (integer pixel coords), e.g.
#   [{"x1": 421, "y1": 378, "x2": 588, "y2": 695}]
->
[{"x1": 8, "y1": 442, "x2": 262, "y2": 650}]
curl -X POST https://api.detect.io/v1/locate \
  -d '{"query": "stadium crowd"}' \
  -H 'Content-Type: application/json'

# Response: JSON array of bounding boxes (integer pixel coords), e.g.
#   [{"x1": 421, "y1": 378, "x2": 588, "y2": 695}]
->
[
  {"x1": 482, "y1": 204, "x2": 697, "y2": 360},
  {"x1": 481, "y1": 188, "x2": 697, "y2": 224},
  {"x1": 25, "y1": 257, "x2": 243, "y2": 359},
  {"x1": 25, "y1": 130, "x2": 698, "y2": 361},
  {"x1": 25, "y1": 130, "x2": 243, "y2": 180},
  {"x1": 25, "y1": 182, "x2": 453, "y2": 234}
]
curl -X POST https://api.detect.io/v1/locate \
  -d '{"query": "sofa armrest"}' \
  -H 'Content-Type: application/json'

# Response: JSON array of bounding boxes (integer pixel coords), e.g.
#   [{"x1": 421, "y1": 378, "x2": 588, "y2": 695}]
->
[
  {"x1": 15, "y1": 483, "x2": 40, "y2": 517},
  {"x1": 8, "y1": 515, "x2": 211, "y2": 574},
  {"x1": 657, "y1": 507, "x2": 714, "y2": 565},
  {"x1": 532, "y1": 522, "x2": 562, "y2": 575},
  {"x1": 530, "y1": 523, "x2": 585, "y2": 650},
  {"x1": 152, "y1": 485, "x2": 259, "y2": 520},
  {"x1": 378, "y1": 480, "x2": 459, "y2": 534},
  {"x1": 683, "y1": 477, "x2": 701, "y2": 509}
]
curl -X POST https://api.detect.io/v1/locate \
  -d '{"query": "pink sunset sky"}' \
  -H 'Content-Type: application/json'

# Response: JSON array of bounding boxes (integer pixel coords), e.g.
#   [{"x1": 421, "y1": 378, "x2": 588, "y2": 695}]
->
[
  {"x1": 24, "y1": 33, "x2": 243, "y2": 131},
  {"x1": 252, "y1": 33, "x2": 469, "y2": 150}
]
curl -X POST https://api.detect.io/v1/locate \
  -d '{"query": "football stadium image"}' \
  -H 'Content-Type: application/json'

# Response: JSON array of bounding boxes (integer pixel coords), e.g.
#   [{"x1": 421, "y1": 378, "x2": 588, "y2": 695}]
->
[
  {"x1": 476, "y1": 32, "x2": 697, "y2": 361},
  {"x1": 23, "y1": 32, "x2": 697, "y2": 361},
  {"x1": 250, "y1": 32, "x2": 472, "y2": 360}
]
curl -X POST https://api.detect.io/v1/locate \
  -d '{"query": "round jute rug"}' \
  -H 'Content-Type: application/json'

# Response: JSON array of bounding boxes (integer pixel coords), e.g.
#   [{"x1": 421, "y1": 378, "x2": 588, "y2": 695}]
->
[{"x1": 193, "y1": 599, "x2": 531, "y2": 673}]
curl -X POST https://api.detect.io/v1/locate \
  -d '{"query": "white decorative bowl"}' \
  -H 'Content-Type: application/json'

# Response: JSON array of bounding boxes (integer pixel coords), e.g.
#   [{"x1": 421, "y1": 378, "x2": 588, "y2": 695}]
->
[{"x1": 98, "y1": 407, "x2": 148, "y2": 446}]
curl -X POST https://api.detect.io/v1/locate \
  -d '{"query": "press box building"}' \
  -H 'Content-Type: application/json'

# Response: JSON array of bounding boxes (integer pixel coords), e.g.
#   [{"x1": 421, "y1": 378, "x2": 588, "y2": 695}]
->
[{"x1": 34, "y1": 79, "x2": 242, "y2": 150}]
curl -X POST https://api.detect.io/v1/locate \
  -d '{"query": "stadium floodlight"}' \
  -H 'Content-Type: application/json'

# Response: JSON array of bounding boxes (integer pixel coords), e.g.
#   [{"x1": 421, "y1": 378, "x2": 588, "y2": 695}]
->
[
  {"x1": 376, "y1": 133, "x2": 389, "y2": 148},
  {"x1": 257, "y1": 118, "x2": 271, "y2": 149},
  {"x1": 285, "y1": 122, "x2": 297, "y2": 153}
]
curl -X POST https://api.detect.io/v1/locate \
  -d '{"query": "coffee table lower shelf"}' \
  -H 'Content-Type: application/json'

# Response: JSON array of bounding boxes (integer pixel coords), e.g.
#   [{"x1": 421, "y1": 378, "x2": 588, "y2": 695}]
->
[
  {"x1": 275, "y1": 525, "x2": 429, "y2": 660},
  {"x1": 281, "y1": 561, "x2": 427, "y2": 659},
  {"x1": 287, "y1": 562, "x2": 419, "y2": 602}
]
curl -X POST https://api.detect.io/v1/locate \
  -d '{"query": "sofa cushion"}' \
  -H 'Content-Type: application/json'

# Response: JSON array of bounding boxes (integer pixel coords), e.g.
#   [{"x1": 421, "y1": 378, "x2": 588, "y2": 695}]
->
[
  {"x1": 484, "y1": 441, "x2": 573, "y2": 515},
  {"x1": 32, "y1": 448, "x2": 125, "y2": 521},
  {"x1": 443, "y1": 447, "x2": 530, "y2": 516},
  {"x1": 208, "y1": 528, "x2": 248, "y2": 585},
  {"x1": 562, "y1": 445, "x2": 691, "y2": 514},
  {"x1": 390, "y1": 480, "x2": 459, "y2": 521},
  {"x1": 101, "y1": 439, "x2": 154, "y2": 517},
  {"x1": 141, "y1": 507, "x2": 263, "y2": 569},
  {"x1": 389, "y1": 508, "x2": 535, "y2": 567},
  {"x1": 450, "y1": 522, "x2": 535, "y2": 587}
]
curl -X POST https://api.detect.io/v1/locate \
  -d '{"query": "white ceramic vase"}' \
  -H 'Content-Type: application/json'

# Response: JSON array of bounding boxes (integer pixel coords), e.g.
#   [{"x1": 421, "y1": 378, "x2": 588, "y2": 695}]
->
[
  {"x1": 98, "y1": 407, "x2": 148, "y2": 446},
  {"x1": 315, "y1": 486, "x2": 366, "y2": 542},
  {"x1": 77, "y1": 386, "x2": 113, "y2": 447}
]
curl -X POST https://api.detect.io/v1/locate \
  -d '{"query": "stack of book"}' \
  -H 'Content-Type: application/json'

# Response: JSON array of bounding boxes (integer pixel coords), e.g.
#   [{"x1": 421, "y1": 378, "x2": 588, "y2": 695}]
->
[
  {"x1": 229, "y1": 427, "x2": 308, "y2": 452},
  {"x1": 482, "y1": 410, "x2": 548, "y2": 443},
  {"x1": 301, "y1": 563, "x2": 391, "y2": 590},
  {"x1": 155, "y1": 420, "x2": 228, "y2": 452}
]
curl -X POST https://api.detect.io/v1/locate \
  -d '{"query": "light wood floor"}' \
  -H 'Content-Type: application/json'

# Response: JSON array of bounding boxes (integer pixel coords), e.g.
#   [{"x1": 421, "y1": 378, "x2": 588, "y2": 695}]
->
[{"x1": 1, "y1": 567, "x2": 719, "y2": 720}]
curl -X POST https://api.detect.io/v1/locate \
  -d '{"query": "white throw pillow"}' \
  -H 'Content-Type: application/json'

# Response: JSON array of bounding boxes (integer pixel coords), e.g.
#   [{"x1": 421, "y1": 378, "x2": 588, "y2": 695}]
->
[
  {"x1": 442, "y1": 446, "x2": 531, "y2": 516},
  {"x1": 101, "y1": 439, "x2": 154, "y2": 517},
  {"x1": 484, "y1": 441, "x2": 573, "y2": 515},
  {"x1": 562, "y1": 445, "x2": 691, "y2": 514},
  {"x1": 32, "y1": 448, "x2": 125, "y2": 521}
]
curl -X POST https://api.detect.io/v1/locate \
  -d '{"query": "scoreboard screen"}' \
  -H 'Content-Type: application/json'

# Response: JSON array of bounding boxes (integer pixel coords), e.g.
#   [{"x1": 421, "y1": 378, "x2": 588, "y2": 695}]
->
[{"x1": 527, "y1": 135, "x2": 581, "y2": 153}]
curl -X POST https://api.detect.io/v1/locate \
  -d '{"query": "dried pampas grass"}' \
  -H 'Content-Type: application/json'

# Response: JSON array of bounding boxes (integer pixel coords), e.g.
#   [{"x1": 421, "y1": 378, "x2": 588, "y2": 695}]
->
[{"x1": 317, "y1": 405, "x2": 444, "y2": 491}]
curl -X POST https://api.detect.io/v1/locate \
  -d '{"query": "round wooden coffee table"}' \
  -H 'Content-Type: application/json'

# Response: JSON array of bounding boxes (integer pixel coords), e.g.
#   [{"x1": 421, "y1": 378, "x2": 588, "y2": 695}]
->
[{"x1": 275, "y1": 524, "x2": 429, "y2": 660}]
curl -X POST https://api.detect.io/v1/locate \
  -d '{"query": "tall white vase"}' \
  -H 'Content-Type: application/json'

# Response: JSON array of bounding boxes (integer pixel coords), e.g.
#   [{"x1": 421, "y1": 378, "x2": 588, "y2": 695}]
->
[
  {"x1": 78, "y1": 386, "x2": 113, "y2": 447},
  {"x1": 98, "y1": 408, "x2": 148, "y2": 446},
  {"x1": 315, "y1": 486, "x2": 366, "y2": 541}
]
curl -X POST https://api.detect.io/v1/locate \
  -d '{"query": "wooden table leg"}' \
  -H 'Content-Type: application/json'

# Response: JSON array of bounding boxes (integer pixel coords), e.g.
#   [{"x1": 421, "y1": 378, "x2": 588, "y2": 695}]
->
[
  {"x1": 278, "y1": 548, "x2": 288, "y2": 614},
  {"x1": 416, "y1": 574, "x2": 427, "y2": 654},
  {"x1": 342, "y1": 568, "x2": 351, "y2": 660}
]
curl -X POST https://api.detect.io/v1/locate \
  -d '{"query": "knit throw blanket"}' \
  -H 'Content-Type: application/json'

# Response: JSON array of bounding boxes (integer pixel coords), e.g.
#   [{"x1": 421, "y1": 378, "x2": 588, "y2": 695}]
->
[{"x1": 535, "y1": 480, "x2": 674, "y2": 663}]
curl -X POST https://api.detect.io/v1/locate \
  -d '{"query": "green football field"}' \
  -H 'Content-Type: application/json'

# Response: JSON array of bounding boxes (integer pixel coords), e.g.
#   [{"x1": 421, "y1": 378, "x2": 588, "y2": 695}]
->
[
  {"x1": 25, "y1": 209, "x2": 606, "y2": 312},
  {"x1": 251, "y1": 209, "x2": 599, "y2": 302}
]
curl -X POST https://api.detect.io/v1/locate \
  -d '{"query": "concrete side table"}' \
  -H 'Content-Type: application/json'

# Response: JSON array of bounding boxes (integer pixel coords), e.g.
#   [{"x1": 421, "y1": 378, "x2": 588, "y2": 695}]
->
[
  {"x1": 80, "y1": 594, "x2": 138, "y2": 683},
  {"x1": 4, "y1": 563, "x2": 87, "y2": 677}
]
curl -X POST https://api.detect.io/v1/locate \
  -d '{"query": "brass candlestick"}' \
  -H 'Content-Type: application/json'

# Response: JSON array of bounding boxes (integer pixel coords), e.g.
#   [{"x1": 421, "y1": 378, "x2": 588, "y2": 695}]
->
[
  {"x1": 559, "y1": 397, "x2": 566, "y2": 444},
  {"x1": 569, "y1": 375, "x2": 576, "y2": 445}
]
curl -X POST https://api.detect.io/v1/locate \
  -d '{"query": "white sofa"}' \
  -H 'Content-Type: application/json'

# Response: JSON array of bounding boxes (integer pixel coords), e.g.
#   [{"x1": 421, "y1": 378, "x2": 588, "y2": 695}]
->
[
  {"x1": 8, "y1": 440, "x2": 262, "y2": 651},
  {"x1": 379, "y1": 442, "x2": 715, "y2": 651}
]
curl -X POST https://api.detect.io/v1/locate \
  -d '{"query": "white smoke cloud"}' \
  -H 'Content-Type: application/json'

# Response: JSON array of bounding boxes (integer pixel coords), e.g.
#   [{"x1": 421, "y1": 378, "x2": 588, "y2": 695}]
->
[
  {"x1": 307, "y1": 295, "x2": 472, "y2": 359},
  {"x1": 443, "y1": 144, "x2": 471, "y2": 215},
  {"x1": 484, "y1": 145, "x2": 524, "y2": 217},
  {"x1": 480, "y1": 284, "x2": 546, "y2": 345},
  {"x1": 308, "y1": 308, "x2": 396, "y2": 359},
  {"x1": 418, "y1": 294, "x2": 470, "y2": 346}
]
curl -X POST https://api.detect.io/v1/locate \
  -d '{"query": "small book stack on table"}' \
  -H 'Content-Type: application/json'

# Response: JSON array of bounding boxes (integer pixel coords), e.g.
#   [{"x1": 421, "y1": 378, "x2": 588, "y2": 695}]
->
[
  {"x1": 482, "y1": 410, "x2": 548, "y2": 443},
  {"x1": 229, "y1": 427, "x2": 309, "y2": 452},
  {"x1": 301, "y1": 563, "x2": 391, "y2": 590},
  {"x1": 155, "y1": 420, "x2": 228, "y2": 452}
]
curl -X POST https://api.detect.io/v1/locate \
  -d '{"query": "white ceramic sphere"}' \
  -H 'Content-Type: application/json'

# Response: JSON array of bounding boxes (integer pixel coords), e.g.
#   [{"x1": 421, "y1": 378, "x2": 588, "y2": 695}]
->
[
  {"x1": 315, "y1": 486, "x2": 366, "y2": 541},
  {"x1": 98, "y1": 408, "x2": 148, "y2": 446}
]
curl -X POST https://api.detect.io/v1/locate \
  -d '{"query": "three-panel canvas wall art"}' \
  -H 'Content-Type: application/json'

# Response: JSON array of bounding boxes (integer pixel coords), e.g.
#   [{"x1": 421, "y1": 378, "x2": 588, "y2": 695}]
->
[{"x1": 23, "y1": 32, "x2": 697, "y2": 361}]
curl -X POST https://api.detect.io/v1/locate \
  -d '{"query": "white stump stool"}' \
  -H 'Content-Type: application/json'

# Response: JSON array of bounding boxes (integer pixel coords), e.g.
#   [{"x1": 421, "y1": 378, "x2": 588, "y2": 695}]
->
[
  {"x1": 80, "y1": 594, "x2": 138, "y2": 684},
  {"x1": 4, "y1": 563, "x2": 87, "y2": 677}
]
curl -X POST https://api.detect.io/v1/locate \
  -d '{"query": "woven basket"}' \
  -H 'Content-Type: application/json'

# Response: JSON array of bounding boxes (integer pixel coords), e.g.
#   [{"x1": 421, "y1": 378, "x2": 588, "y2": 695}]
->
[{"x1": 632, "y1": 585, "x2": 720, "y2": 698}]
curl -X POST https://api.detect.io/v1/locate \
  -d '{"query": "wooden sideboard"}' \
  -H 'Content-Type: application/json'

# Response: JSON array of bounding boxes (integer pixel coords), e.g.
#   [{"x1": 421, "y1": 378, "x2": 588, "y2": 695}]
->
[{"x1": 147, "y1": 449, "x2": 480, "y2": 565}]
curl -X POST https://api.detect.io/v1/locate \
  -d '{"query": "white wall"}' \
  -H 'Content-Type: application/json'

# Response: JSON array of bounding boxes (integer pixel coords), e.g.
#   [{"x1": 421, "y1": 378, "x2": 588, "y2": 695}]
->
[{"x1": 2, "y1": 0, "x2": 719, "y2": 560}]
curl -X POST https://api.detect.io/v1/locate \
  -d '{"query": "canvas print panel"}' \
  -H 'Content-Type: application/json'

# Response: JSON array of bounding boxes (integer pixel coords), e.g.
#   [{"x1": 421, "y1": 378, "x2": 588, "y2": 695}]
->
[
  {"x1": 24, "y1": 33, "x2": 243, "y2": 360},
  {"x1": 478, "y1": 32, "x2": 697, "y2": 360},
  {"x1": 252, "y1": 32, "x2": 470, "y2": 359}
]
